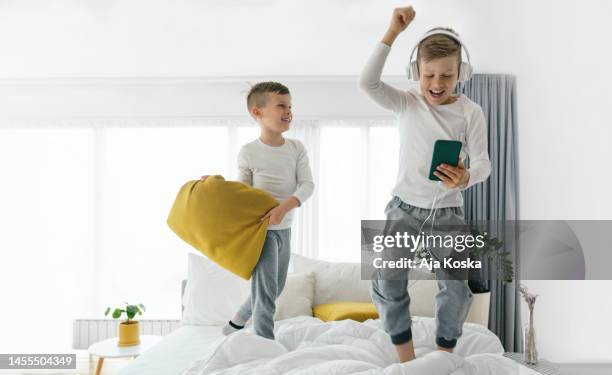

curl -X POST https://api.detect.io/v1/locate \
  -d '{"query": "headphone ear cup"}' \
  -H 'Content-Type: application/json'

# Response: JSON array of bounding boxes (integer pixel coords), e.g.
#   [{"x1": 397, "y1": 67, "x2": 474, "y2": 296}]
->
[
  {"x1": 407, "y1": 61, "x2": 419, "y2": 81},
  {"x1": 458, "y1": 62, "x2": 473, "y2": 82}
]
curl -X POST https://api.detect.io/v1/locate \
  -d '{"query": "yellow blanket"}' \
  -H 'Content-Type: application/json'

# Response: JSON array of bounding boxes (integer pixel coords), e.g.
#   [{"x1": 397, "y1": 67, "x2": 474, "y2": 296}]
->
[{"x1": 167, "y1": 175, "x2": 278, "y2": 280}]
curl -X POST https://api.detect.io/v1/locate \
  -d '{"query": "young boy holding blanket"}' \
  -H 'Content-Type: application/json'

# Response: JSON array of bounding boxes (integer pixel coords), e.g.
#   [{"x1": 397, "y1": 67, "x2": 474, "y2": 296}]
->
[{"x1": 359, "y1": 6, "x2": 491, "y2": 362}]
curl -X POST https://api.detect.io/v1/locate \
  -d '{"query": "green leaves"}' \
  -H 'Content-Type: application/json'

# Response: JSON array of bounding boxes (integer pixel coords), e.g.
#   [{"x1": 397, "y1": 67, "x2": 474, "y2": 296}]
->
[
  {"x1": 126, "y1": 305, "x2": 139, "y2": 320},
  {"x1": 103, "y1": 302, "x2": 146, "y2": 321},
  {"x1": 468, "y1": 226, "x2": 514, "y2": 283}
]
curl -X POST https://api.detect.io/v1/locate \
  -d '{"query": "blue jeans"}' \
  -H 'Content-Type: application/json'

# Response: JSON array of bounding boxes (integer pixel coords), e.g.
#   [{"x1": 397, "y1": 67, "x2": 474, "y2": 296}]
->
[
  {"x1": 370, "y1": 196, "x2": 473, "y2": 348},
  {"x1": 236, "y1": 229, "x2": 291, "y2": 340}
]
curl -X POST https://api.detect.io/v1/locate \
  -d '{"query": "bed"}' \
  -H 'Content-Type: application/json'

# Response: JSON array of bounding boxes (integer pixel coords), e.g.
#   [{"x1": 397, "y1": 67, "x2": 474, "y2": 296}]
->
[{"x1": 119, "y1": 253, "x2": 540, "y2": 375}]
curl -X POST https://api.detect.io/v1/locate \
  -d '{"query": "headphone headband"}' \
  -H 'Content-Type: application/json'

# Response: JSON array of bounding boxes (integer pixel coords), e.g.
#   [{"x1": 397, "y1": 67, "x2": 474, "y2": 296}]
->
[
  {"x1": 406, "y1": 28, "x2": 473, "y2": 82},
  {"x1": 408, "y1": 29, "x2": 471, "y2": 67}
]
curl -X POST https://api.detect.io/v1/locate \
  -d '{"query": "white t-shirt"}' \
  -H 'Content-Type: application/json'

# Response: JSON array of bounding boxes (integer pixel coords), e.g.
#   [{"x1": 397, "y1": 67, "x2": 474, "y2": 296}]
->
[
  {"x1": 237, "y1": 138, "x2": 315, "y2": 230},
  {"x1": 359, "y1": 42, "x2": 492, "y2": 209}
]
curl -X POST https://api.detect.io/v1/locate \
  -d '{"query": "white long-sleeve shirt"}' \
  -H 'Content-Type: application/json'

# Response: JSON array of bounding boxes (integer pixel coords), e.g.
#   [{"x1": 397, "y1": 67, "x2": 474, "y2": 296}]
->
[
  {"x1": 237, "y1": 137, "x2": 315, "y2": 230},
  {"x1": 359, "y1": 42, "x2": 491, "y2": 209}
]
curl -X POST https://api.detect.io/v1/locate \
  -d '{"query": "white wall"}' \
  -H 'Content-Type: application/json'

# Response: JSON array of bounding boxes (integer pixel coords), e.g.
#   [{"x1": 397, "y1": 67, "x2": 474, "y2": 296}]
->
[{"x1": 1, "y1": 0, "x2": 611, "y2": 363}]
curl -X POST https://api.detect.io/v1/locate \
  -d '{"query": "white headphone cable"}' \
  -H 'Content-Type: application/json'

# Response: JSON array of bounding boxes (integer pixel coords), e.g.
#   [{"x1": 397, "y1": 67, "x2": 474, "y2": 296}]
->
[
  {"x1": 417, "y1": 181, "x2": 443, "y2": 236},
  {"x1": 410, "y1": 181, "x2": 443, "y2": 279}
]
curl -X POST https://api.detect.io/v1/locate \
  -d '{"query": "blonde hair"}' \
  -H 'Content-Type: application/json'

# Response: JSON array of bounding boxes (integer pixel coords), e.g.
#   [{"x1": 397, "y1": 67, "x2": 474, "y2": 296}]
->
[{"x1": 417, "y1": 27, "x2": 462, "y2": 68}]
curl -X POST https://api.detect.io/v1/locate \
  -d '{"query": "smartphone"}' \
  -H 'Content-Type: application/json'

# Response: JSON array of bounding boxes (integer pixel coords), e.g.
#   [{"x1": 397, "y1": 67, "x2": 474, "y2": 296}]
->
[{"x1": 428, "y1": 140, "x2": 462, "y2": 181}]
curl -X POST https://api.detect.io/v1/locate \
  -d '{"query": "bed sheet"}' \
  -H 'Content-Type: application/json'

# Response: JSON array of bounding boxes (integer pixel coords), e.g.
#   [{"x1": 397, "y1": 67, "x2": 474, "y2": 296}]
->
[
  {"x1": 120, "y1": 318, "x2": 542, "y2": 375},
  {"x1": 118, "y1": 324, "x2": 224, "y2": 375}
]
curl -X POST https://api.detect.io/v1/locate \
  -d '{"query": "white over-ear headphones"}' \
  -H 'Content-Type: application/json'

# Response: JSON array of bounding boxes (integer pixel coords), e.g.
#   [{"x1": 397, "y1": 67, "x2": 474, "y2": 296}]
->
[{"x1": 406, "y1": 28, "x2": 473, "y2": 83}]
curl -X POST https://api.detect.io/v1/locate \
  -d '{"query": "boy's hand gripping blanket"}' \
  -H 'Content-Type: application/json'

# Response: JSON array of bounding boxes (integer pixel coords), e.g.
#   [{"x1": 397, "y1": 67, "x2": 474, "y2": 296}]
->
[
  {"x1": 167, "y1": 175, "x2": 278, "y2": 280},
  {"x1": 182, "y1": 316, "x2": 518, "y2": 375}
]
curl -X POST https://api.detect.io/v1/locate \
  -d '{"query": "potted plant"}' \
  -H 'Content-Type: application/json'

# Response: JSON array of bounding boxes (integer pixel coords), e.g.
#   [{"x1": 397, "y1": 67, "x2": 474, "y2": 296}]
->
[{"x1": 104, "y1": 302, "x2": 146, "y2": 347}]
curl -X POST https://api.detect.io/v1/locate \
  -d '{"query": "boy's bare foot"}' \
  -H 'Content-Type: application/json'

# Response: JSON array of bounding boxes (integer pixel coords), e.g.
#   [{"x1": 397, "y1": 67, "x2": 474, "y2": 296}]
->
[{"x1": 395, "y1": 340, "x2": 416, "y2": 363}]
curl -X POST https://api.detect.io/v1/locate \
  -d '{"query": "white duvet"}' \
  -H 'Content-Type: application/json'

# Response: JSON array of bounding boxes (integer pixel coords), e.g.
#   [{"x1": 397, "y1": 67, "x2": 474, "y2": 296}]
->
[{"x1": 182, "y1": 316, "x2": 518, "y2": 375}]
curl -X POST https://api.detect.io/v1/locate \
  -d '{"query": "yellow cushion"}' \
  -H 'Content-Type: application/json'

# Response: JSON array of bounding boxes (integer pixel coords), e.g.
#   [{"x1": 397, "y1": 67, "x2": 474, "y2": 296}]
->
[
  {"x1": 313, "y1": 302, "x2": 379, "y2": 322},
  {"x1": 167, "y1": 175, "x2": 278, "y2": 280}
]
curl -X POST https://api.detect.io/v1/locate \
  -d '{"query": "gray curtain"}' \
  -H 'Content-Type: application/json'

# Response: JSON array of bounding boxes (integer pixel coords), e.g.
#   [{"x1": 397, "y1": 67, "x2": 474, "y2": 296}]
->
[{"x1": 456, "y1": 74, "x2": 522, "y2": 352}]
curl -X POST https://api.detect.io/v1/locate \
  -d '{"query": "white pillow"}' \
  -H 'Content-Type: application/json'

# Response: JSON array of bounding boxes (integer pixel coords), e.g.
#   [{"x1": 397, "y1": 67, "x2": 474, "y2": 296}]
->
[
  {"x1": 182, "y1": 253, "x2": 314, "y2": 326},
  {"x1": 292, "y1": 254, "x2": 371, "y2": 305},
  {"x1": 291, "y1": 254, "x2": 436, "y2": 306},
  {"x1": 182, "y1": 253, "x2": 250, "y2": 326},
  {"x1": 291, "y1": 254, "x2": 491, "y2": 326},
  {"x1": 275, "y1": 272, "x2": 315, "y2": 320}
]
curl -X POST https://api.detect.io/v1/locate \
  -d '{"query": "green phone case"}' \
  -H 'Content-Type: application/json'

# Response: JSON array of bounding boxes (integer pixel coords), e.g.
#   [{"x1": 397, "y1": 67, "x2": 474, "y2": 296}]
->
[{"x1": 428, "y1": 140, "x2": 463, "y2": 181}]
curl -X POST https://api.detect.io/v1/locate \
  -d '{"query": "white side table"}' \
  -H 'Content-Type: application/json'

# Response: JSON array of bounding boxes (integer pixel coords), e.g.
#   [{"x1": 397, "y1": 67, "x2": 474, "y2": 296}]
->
[{"x1": 88, "y1": 335, "x2": 162, "y2": 375}]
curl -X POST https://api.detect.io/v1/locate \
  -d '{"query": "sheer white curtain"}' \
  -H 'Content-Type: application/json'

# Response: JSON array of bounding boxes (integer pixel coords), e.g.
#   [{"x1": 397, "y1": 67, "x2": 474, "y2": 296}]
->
[
  {"x1": 311, "y1": 120, "x2": 399, "y2": 262},
  {"x1": 0, "y1": 117, "x2": 398, "y2": 352},
  {"x1": 287, "y1": 119, "x2": 399, "y2": 261},
  {"x1": 286, "y1": 121, "x2": 320, "y2": 259}
]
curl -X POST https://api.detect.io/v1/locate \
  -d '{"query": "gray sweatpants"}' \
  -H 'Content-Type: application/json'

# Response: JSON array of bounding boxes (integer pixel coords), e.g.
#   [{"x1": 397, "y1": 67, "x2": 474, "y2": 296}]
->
[
  {"x1": 236, "y1": 229, "x2": 291, "y2": 340},
  {"x1": 371, "y1": 196, "x2": 473, "y2": 348}
]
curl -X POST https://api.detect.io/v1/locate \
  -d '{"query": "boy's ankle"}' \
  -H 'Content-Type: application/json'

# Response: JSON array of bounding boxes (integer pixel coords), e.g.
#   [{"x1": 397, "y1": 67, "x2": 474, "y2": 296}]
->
[
  {"x1": 395, "y1": 339, "x2": 416, "y2": 363},
  {"x1": 435, "y1": 336, "x2": 457, "y2": 350}
]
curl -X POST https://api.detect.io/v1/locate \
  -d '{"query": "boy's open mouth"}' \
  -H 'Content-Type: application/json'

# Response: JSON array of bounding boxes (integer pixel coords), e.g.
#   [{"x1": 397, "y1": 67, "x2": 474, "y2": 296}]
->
[
  {"x1": 429, "y1": 89, "x2": 445, "y2": 99},
  {"x1": 281, "y1": 116, "x2": 292, "y2": 123}
]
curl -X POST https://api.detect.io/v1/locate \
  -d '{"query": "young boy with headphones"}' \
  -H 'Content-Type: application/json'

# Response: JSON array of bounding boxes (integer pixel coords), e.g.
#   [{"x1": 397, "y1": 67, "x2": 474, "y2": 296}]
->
[{"x1": 359, "y1": 6, "x2": 492, "y2": 362}]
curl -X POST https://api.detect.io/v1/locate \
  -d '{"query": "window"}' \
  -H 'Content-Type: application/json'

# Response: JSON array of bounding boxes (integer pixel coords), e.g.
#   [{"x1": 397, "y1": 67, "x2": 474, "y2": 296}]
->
[
  {"x1": 0, "y1": 129, "x2": 94, "y2": 352},
  {"x1": 0, "y1": 118, "x2": 397, "y2": 351}
]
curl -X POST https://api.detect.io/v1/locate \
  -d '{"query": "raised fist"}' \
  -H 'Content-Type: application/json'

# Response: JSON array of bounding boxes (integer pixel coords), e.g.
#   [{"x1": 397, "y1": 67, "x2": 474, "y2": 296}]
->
[{"x1": 389, "y1": 6, "x2": 416, "y2": 34}]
